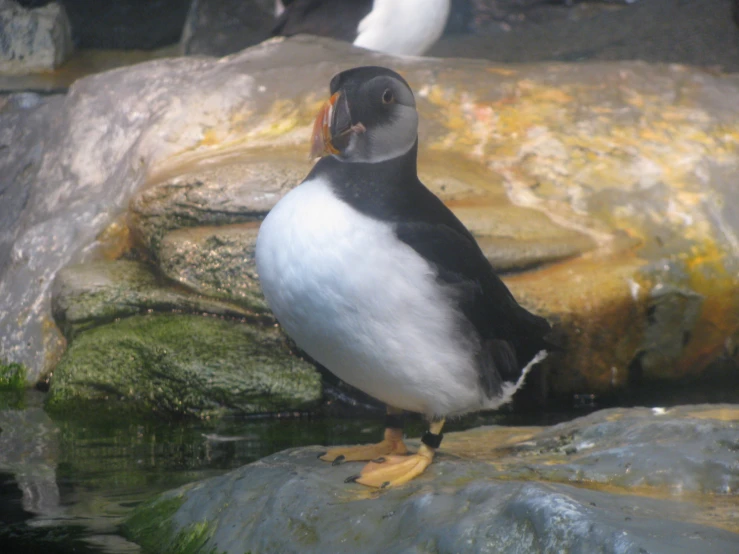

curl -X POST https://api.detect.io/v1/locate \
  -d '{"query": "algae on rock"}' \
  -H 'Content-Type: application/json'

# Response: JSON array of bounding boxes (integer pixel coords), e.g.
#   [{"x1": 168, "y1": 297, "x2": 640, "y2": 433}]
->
[
  {"x1": 0, "y1": 362, "x2": 26, "y2": 390},
  {"x1": 46, "y1": 313, "x2": 321, "y2": 418},
  {"x1": 52, "y1": 260, "x2": 255, "y2": 339},
  {"x1": 123, "y1": 493, "x2": 213, "y2": 554},
  {"x1": 156, "y1": 224, "x2": 270, "y2": 316}
]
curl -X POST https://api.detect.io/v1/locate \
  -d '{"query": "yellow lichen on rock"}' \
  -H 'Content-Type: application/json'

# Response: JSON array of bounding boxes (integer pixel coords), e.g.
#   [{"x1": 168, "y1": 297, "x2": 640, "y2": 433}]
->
[{"x1": 95, "y1": 216, "x2": 133, "y2": 262}]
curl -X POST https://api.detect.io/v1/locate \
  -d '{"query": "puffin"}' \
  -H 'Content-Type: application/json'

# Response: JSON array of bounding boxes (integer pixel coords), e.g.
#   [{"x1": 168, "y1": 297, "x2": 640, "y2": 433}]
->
[
  {"x1": 272, "y1": 0, "x2": 451, "y2": 56},
  {"x1": 255, "y1": 66, "x2": 551, "y2": 488}
]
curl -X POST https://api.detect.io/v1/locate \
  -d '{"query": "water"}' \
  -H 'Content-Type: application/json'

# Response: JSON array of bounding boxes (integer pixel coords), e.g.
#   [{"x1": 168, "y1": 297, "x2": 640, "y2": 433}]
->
[
  {"x1": 0, "y1": 389, "x2": 579, "y2": 553},
  {"x1": 4, "y1": 373, "x2": 736, "y2": 554}
]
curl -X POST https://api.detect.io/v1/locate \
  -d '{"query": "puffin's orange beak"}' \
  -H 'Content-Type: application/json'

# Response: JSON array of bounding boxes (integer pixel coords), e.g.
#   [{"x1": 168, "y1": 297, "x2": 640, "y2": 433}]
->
[
  {"x1": 310, "y1": 92, "x2": 342, "y2": 159},
  {"x1": 310, "y1": 91, "x2": 366, "y2": 159}
]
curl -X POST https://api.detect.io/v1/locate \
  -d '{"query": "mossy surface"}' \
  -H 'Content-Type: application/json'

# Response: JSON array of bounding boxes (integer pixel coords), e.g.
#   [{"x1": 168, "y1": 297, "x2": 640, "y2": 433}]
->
[
  {"x1": 122, "y1": 494, "x2": 221, "y2": 554},
  {"x1": 45, "y1": 313, "x2": 321, "y2": 419},
  {"x1": 0, "y1": 362, "x2": 26, "y2": 390},
  {"x1": 157, "y1": 224, "x2": 270, "y2": 315},
  {"x1": 52, "y1": 260, "x2": 253, "y2": 340}
]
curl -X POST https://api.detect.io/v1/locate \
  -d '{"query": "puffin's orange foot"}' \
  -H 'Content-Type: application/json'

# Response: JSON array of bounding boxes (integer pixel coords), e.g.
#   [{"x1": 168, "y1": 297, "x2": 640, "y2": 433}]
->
[
  {"x1": 319, "y1": 436, "x2": 408, "y2": 465},
  {"x1": 345, "y1": 445, "x2": 434, "y2": 488}
]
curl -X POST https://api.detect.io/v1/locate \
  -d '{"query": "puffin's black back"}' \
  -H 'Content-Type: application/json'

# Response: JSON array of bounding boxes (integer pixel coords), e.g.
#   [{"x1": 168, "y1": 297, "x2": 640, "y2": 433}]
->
[{"x1": 308, "y1": 147, "x2": 552, "y2": 398}]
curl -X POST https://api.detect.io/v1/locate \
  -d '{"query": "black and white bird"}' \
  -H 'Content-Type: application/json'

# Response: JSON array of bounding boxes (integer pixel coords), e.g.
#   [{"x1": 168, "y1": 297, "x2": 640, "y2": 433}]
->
[
  {"x1": 255, "y1": 66, "x2": 551, "y2": 488},
  {"x1": 272, "y1": 0, "x2": 451, "y2": 56}
]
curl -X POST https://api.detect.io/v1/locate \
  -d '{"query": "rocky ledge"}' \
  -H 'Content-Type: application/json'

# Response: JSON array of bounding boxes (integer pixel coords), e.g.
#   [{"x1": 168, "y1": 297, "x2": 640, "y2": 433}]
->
[
  {"x1": 123, "y1": 404, "x2": 739, "y2": 553},
  {"x1": 3, "y1": 35, "x2": 739, "y2": 414}
]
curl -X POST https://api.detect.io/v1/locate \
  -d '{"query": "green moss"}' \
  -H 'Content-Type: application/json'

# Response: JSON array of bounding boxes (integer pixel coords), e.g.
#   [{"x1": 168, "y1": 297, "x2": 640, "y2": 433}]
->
[
  {"x1": 46, "y1": 313, "x2": 321, "y2": 419},
  {"x1": 0, "y1": 390, "x2": 25, "y2": 410},
  {"x1": 122, "y1": 494, "x2": 223, "y2": 554},
  {"x1": 52, "y1": 260, "x2": 256, "y2": 341},
  {"x1": 122, "y1": 495, "x2": 184, "y2": 541},
  {"x1": 0, "y1": 361, "x2": 26, "y2": 390}
]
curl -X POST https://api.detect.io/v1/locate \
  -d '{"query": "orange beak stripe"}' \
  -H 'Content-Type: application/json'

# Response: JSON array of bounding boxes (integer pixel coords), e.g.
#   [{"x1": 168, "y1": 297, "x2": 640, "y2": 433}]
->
[{"x1": 310, "y1": 92, "x2": 341, "y2": 159}]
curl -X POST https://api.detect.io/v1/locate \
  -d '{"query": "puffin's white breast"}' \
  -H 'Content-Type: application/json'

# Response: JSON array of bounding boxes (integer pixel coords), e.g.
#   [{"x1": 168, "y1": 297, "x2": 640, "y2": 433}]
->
[
  {"x1": 354, "y1": 0, "x2": 451, "y2": 56},
  {"x1": 255, "y1": 177, "x2": 482, "y2": 417}
]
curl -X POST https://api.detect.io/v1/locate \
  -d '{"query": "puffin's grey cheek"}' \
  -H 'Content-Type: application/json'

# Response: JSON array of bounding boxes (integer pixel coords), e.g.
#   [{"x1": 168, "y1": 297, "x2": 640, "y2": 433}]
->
[{"x1": 368, "y1": 107, "x2": 419, "y2": 162}]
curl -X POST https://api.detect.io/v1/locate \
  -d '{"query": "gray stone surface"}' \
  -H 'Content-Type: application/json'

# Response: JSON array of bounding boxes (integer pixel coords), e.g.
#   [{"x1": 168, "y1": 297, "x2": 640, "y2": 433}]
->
[
  {"x1": 129, "y1": 159, "x2": 305, "y2": 252},
  {"x1": 123, "y1": 405, "x2": 739, "y2": 553},
  {"x1": 0, "y1": 92, "x2": 57, "y2": 277},
  {"x1": 0, "y1": 0, "x2": 73, "y2": 73},
  {"x1": 180, "y1": 0, "x2": 274, "y2": 56},
  {"x1": 0, "y1": 51, "x2": 261, "y2": 381},
  {"x1": 448, "y1": 405, "x2": 739, "y2": 495},
  {"x1": 434, "y1": 0, "x2": 739, "y2": 73},
  {"x1": 157, "y1": 224, "x2": 270, "y2": 315},
  {"x1": 51, "y1": 259, "x2": 254, "y2": 339},
  {"x1": 61, "y1": 0, "x2": 190, "y2": 50}
]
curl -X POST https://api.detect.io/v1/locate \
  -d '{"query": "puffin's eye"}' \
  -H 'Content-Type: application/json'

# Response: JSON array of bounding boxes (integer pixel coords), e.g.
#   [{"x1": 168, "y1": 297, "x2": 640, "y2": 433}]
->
[{"x1": 382, "y1": 89, "x2": 395, "y2": 104}]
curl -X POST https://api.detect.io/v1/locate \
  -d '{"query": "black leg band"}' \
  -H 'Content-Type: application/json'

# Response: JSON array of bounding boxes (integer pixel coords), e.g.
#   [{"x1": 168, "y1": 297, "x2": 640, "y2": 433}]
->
[
  {"x1": 384, "y1": 413, "x2": 405, "y2": 430},
  {"x1": 421, "y1": 431, "x2": 444, "y2": 449}
]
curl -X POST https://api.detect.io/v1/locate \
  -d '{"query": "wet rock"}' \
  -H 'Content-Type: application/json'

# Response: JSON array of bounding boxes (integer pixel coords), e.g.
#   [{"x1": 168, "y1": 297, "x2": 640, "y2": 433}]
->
[
  {"x1": 157, "y1": 224, "x2": 270, "y2": 315},
  {"x1": 0, "y1": 91, "x2": 58, "y2": 275},
  {"x1": 46, "y1": 313, "x2": 321, "y2": 418},
  {"x1": 435, "y1": 0, "x2": 739, "y2": 73},
  {"x1": 51, "y1": 260, "x2": 255, "y2": 340},
  {"x1": 0, "y1": 49, "x2": 270, "y2": 382},
  {"x1": 123, "y1": 404, "x2": 739, "y2": 553},
  {"x1": 0, "y1": 0, "x2": 73, "y2": 73},
  {"x1": 61, "y1": 0, "x2": 190, "y2": 50},
  {"x1": 129, "y1": 158, "x2": 305, "y2": 253},
  {"x1": 2, "y1": 36, "x2": 739, "y2": 401},
  {"x1": 443, "y1": 404, "x2": 739, "y2": 496},
  {"x1": 180, "y1": 0, "x2": 275, "y2": 56}
]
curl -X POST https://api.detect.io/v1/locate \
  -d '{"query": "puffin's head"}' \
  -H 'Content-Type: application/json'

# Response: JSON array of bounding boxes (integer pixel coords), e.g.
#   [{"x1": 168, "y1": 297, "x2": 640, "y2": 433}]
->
[{"x1": 310, "y1": 66, "x2": 418, "y2": 163}]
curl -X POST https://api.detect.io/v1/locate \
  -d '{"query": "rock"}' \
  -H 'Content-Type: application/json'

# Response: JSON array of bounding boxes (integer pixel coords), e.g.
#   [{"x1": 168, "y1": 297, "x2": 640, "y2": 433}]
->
[
  {"x1": 129, "y1": 158, "x2": 305, "y2": 253},
  {"x1": 0, "y1": 0, "x2": 73, "y2": 73},
  {"x1": 45, "y1": 313, "x2": 322, "y2": 418},
  {"x1": 122, "y1": 405, "x2": 739, "y2": 553},
  {"x1": 444, "y1": 405, "x2": 739, "y2": 495},
  {"x1": 61, "y1": 0, "x2": 190, "y2": 50},
  {"x1": 0, "y1": 91, "x2": 56, "y2": 274},
  {"x1": 2, "y1": 37, "x2": 739, "y2": 403},
  {"x1": 180, "y1": 0, "x2": 275, "y2": 56},
  {"x1": 157, "y1": 224, "x2": 270, "y2": 315},
  {"x1": 0, "y1": 49, "x2": 269, "y2": 383},
  {"x1": 434, "y1": 0, "x2": 739, "y2": 73},
  {"x1": 51, "y1": 260, "x2": 256, "y2": 340}
]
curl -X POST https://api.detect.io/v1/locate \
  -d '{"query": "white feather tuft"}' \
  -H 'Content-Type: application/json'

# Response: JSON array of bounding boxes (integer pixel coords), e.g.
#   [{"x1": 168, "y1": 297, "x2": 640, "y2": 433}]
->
[{"x1": 484, "y1": 350, "x2": 549, "y2": 411}]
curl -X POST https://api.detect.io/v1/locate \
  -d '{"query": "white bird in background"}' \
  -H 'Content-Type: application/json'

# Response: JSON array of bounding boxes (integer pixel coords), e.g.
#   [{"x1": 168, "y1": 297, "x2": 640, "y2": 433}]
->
[{"x1": 273, "y1": 0, "x2": 452, "y2": 56}]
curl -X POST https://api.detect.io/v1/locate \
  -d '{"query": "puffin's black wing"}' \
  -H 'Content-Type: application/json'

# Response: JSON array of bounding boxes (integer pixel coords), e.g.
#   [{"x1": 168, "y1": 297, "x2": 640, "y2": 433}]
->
[
  {"x1": 393, "y1": 191, "x2": 551, "y2": 394},
  {"x1": 272, "y1": 0, "x2": 373, "y2": 42},
  {"x1": 311, "y1": 151, "x2": 550, "y2": 395}
]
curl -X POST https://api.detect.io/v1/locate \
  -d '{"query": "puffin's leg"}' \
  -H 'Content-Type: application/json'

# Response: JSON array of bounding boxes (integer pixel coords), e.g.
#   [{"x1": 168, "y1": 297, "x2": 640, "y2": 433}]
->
[
  {"x1": 347, "y1": 418, "x2": 445, "y2": 489},
  {"x1": 319, "y1": 406, "x2": 409, "y2": 465}
]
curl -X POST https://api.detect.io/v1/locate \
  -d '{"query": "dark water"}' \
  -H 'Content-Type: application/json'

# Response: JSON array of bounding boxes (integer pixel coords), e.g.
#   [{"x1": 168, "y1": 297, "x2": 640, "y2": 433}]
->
[{"x1": 0, "y1": 389, "x2": 580, "y2": 554}]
